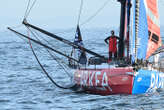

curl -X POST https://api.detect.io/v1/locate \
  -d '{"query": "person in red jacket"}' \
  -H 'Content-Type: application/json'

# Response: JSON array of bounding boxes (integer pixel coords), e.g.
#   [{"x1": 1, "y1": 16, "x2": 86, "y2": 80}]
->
[{"x1": 104, "y1": 30, "x2": 120, "y2": 60}]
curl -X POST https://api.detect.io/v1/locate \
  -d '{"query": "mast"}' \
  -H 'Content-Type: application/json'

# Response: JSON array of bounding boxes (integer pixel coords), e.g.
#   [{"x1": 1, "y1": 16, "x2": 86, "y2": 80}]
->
[
  {"x1": 126, "y1": 0, "x2": 131, "y2": 60},
  {"x1": 118, "y1": 0, "x2": 126, "y2": 59}
]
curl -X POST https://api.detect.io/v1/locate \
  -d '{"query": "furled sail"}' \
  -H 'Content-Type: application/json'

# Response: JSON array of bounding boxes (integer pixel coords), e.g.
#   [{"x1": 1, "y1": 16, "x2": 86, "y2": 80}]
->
[
  {"x1": 131, "y1": 0, "x2": 149, "y2": 62},
  {"x1": 145, "y1": 0, "x2": 162, "y2": 58},
  {"x1": 71, "y1": 25, "x2": 87, "y2": 65}
]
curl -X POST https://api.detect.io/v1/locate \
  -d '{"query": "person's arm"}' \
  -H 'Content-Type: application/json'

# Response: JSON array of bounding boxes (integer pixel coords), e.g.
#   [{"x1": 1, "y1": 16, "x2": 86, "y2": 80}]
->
[
  {"x1": 116, "y1": 36, "x2": 120, "y2": 40},
  {"x1": 104, "y1": 37, "x2": 110, "y2": 44}
]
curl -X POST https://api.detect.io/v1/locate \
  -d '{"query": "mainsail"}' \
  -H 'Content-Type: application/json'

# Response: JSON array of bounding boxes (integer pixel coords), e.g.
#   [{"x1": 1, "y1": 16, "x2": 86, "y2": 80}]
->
[
  {"x1": 145, "y1": 0, "x2": 162, "y2": 58},
  {"x1": 130, "y1": 0, "x2": 162, "y2": 62},
  {"x1": 131, "y1": 0, "x2": 149, "y2": 62}
]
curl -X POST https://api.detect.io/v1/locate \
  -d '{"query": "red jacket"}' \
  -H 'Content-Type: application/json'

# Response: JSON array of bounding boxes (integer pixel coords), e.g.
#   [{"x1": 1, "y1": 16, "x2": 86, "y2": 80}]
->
[
  {"x1": 109, "y1": 36, "x2": 117, "y2": 52},
  {"x1": 105, "y1": 36, "x2": 118, "y2": 53}
]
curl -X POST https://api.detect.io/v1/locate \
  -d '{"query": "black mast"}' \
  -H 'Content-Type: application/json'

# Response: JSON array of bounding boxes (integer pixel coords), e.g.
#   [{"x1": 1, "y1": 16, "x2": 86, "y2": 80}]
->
[{"x1": 118, "y1": 0, "x2": 126, "y2": 59}]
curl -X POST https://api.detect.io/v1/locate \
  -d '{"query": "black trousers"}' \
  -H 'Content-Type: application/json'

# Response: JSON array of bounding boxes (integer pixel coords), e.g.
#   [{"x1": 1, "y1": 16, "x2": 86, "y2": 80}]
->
[{"x1": 109, "y1": 51, "x2": 117, "y2": 59}]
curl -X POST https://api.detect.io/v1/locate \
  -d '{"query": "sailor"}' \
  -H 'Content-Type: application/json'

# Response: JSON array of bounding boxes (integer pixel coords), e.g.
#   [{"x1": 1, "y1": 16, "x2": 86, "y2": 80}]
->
[{"x1": 104, "y1": 30, "x2": 120, "y2": 60}]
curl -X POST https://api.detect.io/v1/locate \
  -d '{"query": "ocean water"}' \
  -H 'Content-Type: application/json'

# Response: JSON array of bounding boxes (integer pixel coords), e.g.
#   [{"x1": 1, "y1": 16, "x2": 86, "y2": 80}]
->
[{"x1": 1, "y1": 28, "x2": 164, "y2": 110}]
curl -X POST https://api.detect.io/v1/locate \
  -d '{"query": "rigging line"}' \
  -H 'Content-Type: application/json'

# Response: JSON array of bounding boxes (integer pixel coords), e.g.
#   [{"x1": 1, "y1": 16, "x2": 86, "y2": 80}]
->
[
  {"x1": 47, "y1": 49, "x2": 73, "y2": 78},
  {"x1": 8, "y1": 27, "x2": 75, "y2": 89},
  {"x1": 23, "y1": 21, "x2": 105, "y2": 58},
  {"x1": 29, "y1": 26, "x2": 74, "y2": 70},
  {"x1": 26, "y1": 26, "x2": 73, "y2": 78},
  {"x1": 27, "y1": 27, "x2": 71, "y2": 67},
  {"x1": 24, "y1": 0, "x2": 31, "y2": 19},
  {"x1": 72, "y1": 0, "x2": 83, "y2": 55},
  {"x1": 28, "y1": 37, "x2": 75, "y2": 89},
  {"x1": 77, "y1": 0, "x2": 84, "y2": 25},
  {"x1": 151, "y1": 50, "x2": 164, "y2": 57},
  {"x1": 80, "y1": 0, "x2": 111, "y2": 26},
  {"x1": 25, "y1": 0, "x2": 37, "y2": 19},
  {"x1": 8, "y1": 27, "x2": 79, "y2": 63},
  {"x1": 32, "y1": 28, "x2": 70, "y2": 59}
]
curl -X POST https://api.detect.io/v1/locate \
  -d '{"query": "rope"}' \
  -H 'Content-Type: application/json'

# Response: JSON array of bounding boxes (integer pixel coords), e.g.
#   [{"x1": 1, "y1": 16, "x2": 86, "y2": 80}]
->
[
  {"x1": 31, "y1": 29, "x2": 70, "y2": 59},
  {"x1": 77, "y1": 0, "x2": 84, "y2": 25},
  {"x1": 8, "y1": 27, "x2": 76, "y2": 89},
  {"x1": 24, "y1": 0, "x2": 31, "y2": 19},
  {"x1": 9, "y1": 26, "x2": 76, "y2": 89},
  {"x1": 26, "y1": 27, "x2": 71, "y2": 66},
  {"x1": 26, "y1": 30, "x2": 76, "y2": 89},
  {"x1": 80, "y1": 0, "x2": 111, "y2": 26},
  {"x1": 26, "y1": 26, "x2": 73, "y2": 78},
  {"x1": 29, "y1": 40, "x2": 75, "y2": 89},
  {"x1": 24, "y1": 0, "x2": 37, "y2": 19},
  {"x1": 26, "y1": 0, "x2": 37, "y2": 19}
]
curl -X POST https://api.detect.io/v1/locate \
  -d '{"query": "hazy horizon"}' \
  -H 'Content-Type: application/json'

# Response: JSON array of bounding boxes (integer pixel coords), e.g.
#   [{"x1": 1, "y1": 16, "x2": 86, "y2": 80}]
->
[{"x1": 1, "y1": 0, "x2": 164, "y2": 31}]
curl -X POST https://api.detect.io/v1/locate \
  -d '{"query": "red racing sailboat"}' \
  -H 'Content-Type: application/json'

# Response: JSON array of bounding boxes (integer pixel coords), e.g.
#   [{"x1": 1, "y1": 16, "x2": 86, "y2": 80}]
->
[{"x1": 8, "y1": 0, "x2": 164, "y2": 95}]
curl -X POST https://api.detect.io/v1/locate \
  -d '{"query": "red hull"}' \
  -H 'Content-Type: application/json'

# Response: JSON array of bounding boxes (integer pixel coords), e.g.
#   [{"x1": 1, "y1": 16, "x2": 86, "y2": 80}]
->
[{"x1": 74, "y1": 67, "x2": 134, "y2": 95}]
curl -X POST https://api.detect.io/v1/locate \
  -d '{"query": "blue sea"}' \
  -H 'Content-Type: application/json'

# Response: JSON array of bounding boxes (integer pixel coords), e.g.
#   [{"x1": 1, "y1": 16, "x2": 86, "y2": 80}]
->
[{"x1": 0, "y1": 27, "x2": 164, "y2": 110}]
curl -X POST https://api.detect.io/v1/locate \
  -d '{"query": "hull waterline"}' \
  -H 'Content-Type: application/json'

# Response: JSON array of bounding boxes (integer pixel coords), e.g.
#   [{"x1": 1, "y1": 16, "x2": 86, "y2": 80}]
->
[{"x1": 73, "y1": 67, "x2": 164, "y2": 95}]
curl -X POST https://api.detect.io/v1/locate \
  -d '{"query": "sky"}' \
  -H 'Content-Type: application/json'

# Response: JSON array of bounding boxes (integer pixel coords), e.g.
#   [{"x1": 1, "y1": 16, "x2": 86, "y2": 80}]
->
[{"x1": 0, "y1": 0, "x2": 164, "y2": 31}]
